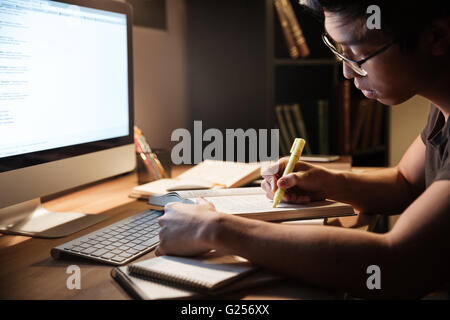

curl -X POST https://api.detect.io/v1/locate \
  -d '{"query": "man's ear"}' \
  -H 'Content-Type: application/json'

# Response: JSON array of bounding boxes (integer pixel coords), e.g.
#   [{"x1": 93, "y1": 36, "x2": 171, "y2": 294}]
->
[{"x1": 427, "y1": 17, "x2": 450, "y2": 56}]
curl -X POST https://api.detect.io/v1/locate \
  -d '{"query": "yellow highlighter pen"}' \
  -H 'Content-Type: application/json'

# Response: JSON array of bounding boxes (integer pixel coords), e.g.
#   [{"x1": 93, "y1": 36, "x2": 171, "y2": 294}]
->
[{"x1": 272, "y1": 138, "x2": 306, "y2": 208}]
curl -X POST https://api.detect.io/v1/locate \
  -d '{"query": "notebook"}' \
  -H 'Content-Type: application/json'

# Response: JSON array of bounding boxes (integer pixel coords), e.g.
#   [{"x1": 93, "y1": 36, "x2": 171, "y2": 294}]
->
[
  {"x1": 148, "y1": 187, "x2": 355, "y2": 222},
  {"x1": 111, "y1": 265, "x2": 281, "y2": 300},
  {"x1": 130, "y1": 160, "x2": 263, "y2": 199},
  {"x1": 128, "y1": 254, "x2": 255, "y2": 290},
  {"x1": 110, "y1": 253, "x2": 281, "y2": 299}
]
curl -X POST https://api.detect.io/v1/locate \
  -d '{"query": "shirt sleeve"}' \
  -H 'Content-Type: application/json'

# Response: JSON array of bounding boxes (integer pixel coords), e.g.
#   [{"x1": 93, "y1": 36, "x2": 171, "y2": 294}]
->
[
  {"x1": 435, "y1": 164, "x2": 450, "y2": 182},
  {"x1": 434, "y1": 144, "x2": 450, "y2": 182},
  {"x1": 421, "y1": 105, "x2": 437, "y2": 144}
]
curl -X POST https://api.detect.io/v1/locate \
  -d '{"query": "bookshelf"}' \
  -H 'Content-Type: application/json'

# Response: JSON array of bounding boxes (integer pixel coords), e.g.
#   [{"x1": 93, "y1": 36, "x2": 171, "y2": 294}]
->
[{"x1": 184, "y1": 0, "x2": 389, "y2": 166}]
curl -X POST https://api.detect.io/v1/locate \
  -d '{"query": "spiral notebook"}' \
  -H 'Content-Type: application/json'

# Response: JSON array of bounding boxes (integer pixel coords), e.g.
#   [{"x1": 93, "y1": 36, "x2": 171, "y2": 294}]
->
[{"x1": 126, "y1": 254, "x2": 256, "y2": 292}]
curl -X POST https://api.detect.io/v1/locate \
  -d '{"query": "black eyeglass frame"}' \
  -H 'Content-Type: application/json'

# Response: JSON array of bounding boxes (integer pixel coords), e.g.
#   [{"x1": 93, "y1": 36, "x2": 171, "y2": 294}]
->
[{"x1": 322, "y1": 32, "x2": 395, "y2": 76}]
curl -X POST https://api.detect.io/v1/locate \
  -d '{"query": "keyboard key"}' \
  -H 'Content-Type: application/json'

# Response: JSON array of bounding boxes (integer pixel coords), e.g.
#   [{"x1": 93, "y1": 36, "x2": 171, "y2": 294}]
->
[
  {"x1": 111, "y1": 249, "x2": 122, "y2": 255},
  {"x1": 111, "y1": 256, "x2": 127, "y2": 263},
  {"x1": 70, "y1": 240, "x2": 85, "y2": 247},
  {"x1": 81, "y1": 247, "x2": 97, "y2": 255},
  {"x1": 91, "y1": 248, "x2": 108, "y2": 257},
  {"x1": 141, "y1": 237, "x2": 159, "y2": 247},
  {"x1": 118, "y1": 252, "x2": 132, "y2": 258},
  {"x1": 126, "y1": 248, "x2": 139, "y2": 255},
  {"x1": 101, "y1": 252, "x2": 115, "y2": 260},
  {"x1": 105, "y1": 245, "x2": 116, "y2": 250}
]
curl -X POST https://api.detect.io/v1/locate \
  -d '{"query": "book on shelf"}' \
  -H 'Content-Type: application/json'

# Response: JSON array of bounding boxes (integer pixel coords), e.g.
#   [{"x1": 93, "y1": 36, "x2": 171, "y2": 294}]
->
[
  {"x1": 290, "y1": 104, "x2": 312, "y2": 154},
  {"x1": 350, "y1": 99, "x2": 385, "y2": 152},
  {"x1": 111, "y1": 252, "x2": 282, "y2": 300},
  {"x1": 130, "y1": 160, "x2": 262, "y2": 199},
  {"x1": 282, "y1": 104, "x2": 298, "y2": 146},
  {"x1": 274, "y1": 0, "x2": 299, "y2": 59},
  {"x1": 351, "y1": 99, "x2": 368, "y2": 151},
  {"x1": 147, "y1": 187, "x2": 356, "y2": 222},
  {"x1": 336, "y1": 80, "x2": 351, "y2": 155},
  {"x1": 275, "y1": 104, "x2": 293, "y2": 153},
  {"x1": 371, "y1": 102, "x2": 384, "y2": 147},
  {"x1": 317, "y1": 99, "x2": 330, "y2": 155},
  {"x1": 274, "y1": 123, "x2": 289, "y2": 155},
  {"x1": 360, "y1": 99, "x2": 375, "y2": 149},
  {"x1": 274, "y1": 0, "x2": 310, "y2": 59},
  {"x1": 279, "y1": 0, "x2": 310, "y2": 58}
]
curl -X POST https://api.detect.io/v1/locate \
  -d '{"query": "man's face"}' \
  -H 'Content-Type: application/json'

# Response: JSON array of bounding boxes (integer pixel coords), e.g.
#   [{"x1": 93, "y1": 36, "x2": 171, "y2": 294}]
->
[{"x1": 324, "y1": 12, "x2": 431, "y2": 105}]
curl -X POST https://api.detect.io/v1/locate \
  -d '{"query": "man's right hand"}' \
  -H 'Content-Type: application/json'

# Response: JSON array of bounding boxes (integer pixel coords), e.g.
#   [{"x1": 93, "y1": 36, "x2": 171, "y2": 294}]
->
[{"x1": 261, "y1": 158, "x2": 340, "y2": 204}]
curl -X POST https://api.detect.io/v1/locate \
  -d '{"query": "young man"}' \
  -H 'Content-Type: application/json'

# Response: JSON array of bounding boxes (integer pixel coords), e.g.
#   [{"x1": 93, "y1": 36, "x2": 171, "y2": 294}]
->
[{"x1": 155, "y1": 1, "x2": 450, "y2": 298}]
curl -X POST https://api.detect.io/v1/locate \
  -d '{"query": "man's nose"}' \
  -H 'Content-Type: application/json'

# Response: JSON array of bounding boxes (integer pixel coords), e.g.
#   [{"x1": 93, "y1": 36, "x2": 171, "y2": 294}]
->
[{"x1": 342, "y1": 61, "x2": 359, "y2": 79}]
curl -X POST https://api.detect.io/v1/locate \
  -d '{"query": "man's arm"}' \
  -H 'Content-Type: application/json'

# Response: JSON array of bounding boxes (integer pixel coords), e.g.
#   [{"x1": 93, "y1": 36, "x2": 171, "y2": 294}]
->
[
  {"x1": 264, "y1": 135, "x2": 426, "y2": 214},
  {"x1": 204, "y1": 180, "x2": 450, "y2": 298},
  {"x1": 334, "y1": 135, "x2": 426, "y2": 214}
]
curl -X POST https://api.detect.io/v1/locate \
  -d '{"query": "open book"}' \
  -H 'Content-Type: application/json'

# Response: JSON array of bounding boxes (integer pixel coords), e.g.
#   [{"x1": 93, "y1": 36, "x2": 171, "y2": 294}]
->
[
  {"x1": 148, "y1": 187, "x2": 355, "y2": 222},
  {"x1": 130, "y1": 160, "x2": 263, "y2": 199},
  {"x1": 111, "y1": 253, "x2": 281, "y2": 300}
]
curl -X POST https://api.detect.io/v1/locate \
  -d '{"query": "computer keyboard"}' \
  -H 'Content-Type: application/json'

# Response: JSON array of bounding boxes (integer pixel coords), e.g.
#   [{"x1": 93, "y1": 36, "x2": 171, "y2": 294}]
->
[{"x1": 51, "y1": 209, "x2": 163, "y2": 265}]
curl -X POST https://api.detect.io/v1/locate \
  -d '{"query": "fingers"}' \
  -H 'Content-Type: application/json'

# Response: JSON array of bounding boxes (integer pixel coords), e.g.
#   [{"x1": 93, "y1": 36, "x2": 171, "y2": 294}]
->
[
  {"x1": 196, "y1": 197, "x2": 216, "y2": 211},
  {"x1": 261, "y1": 179, "x2": 270, "y2": 193},
  {"x1": 261, "y1": 179, "x2": 274, "y2": 200},
  {"x1": 261, "y1": 159, "x2": 313, "y2": 178},
  {"x1": 287, "y1": 194, "x2": 311, "y2": 204},
  {"x1": 154, "y1": 245, "x2": 164, "y2": 256},
  {"x1": 277, "y1": 173, "x2": 299, "y2": 189},
  {"x1": 261, "y1": 176, "x2": 277, "y2": 193},
  {"x1": 261, "y1": 157, "x2": 288, "y2": 177}
]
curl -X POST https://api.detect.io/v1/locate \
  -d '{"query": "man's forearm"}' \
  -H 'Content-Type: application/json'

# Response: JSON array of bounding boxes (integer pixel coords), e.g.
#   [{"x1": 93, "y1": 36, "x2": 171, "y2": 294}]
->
[
  {"x1": 329, "y1": 167, "x2": 416, "y2": 214},
  {"x1": 207, "y1": 214, "x2": 395, "y2": 298}
]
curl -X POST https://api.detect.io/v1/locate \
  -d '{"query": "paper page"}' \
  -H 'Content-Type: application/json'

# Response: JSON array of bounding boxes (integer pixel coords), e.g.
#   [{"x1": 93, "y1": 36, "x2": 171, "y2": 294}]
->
[
  {"x1": 117, "y1": 267, "x2": 197, "y2": 300},
  {"x1": 177, "y1": 160, "x2": 261, "y2": 188},
  {"x1": 133, "y1": 179, "x2": 178, "y2": 196},
  {"x1": 194, "y1": 194, "x2": 345, "y2": 215},
  {"x1": 177, "y1": 187, "x2": 264, "y2": 199},
  {"x1": 115, "y1": 266, "x2": 281, "y2": 300},
  {"x1": 198, "y1": 194, "x2": 300, "y2": 214},
  {"x1": 132, "y1": 255, "x2": 254, "y2": 288}
]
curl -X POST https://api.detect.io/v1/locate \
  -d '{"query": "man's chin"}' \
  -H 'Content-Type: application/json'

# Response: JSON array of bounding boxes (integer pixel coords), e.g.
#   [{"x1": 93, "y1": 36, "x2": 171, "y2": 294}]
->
[{"x1": 376, "y1": 96, "x2": 412, "y2": 106}]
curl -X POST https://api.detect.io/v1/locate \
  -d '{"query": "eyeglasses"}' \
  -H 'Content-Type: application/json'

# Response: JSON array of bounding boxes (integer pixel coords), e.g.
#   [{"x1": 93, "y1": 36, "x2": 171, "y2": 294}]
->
[{"x1": 322, "y1": 32, "x2": 395, "y2": 77}]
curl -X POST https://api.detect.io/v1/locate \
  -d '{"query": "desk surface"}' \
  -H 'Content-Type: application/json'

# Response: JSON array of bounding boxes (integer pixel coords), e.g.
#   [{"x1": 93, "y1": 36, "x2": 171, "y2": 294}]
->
[{"x1": 0, "y1": 166, "x2": 375, "y2": 300}]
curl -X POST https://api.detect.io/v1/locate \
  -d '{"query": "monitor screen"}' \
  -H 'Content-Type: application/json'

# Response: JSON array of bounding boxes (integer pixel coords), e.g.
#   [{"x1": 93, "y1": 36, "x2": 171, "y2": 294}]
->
[{"x1": 0, "y1": 0, "x2": 133, "y2": 170}]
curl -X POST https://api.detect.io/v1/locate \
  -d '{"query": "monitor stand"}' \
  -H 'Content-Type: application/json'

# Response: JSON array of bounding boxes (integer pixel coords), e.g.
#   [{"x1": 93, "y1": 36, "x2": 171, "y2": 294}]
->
[{"x1": 0, "y1": 198, "x2": 107, "y2": 238}]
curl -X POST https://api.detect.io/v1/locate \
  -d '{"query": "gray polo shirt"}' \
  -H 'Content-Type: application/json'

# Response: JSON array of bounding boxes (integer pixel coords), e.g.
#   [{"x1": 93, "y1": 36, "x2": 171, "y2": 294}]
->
[{"x1": 420, "y1": 105, "x2": 450, "y2": 188}]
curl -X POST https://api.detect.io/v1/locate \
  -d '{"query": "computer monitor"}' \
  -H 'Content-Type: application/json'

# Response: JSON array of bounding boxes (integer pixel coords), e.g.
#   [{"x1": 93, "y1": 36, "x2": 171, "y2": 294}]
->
[{"x1": 0, "y1": 0, "x2": 135, "y2": 238}]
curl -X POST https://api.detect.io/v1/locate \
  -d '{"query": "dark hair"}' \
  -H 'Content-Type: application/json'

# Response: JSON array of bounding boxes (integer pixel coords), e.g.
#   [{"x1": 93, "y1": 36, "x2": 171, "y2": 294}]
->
[{"x1": 302, "y1": 0, "x2": 450, "y2": 52}]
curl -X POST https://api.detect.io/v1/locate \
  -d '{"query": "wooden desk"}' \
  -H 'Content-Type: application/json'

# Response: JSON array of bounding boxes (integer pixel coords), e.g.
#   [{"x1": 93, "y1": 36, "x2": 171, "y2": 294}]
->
[{"x1": 0, "y1": 168, "x2": 372, "y2": 300}]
